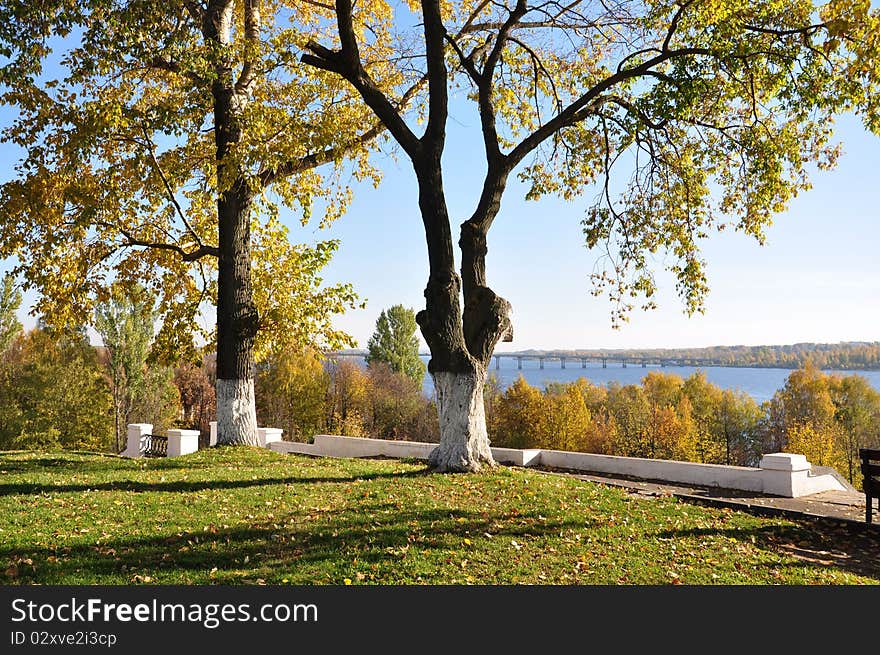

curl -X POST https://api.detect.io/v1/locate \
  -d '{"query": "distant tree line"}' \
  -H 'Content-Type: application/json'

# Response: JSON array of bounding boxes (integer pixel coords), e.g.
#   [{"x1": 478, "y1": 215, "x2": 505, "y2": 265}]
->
[
  {"x1": 485, "y1": 362, "x2": 880, "y2": 487},
  {"x1": 518, "y1": 343, "x2": 880, "y2": 370},
  {"x1": 256, "y1": 351, "x2": 438, "y2": 444},
  {"x1": 256, "y1": 308, "x2": 434, "y2": 442}
]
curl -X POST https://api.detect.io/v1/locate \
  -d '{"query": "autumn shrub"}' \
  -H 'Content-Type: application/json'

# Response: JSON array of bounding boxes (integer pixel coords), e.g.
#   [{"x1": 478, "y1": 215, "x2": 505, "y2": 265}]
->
[
  {"x1": 256, "y1": 348, "x2": 330, "y2": 442},
  {"x1": 365, "y1": 362, "x2": 438, "y2": 441}
]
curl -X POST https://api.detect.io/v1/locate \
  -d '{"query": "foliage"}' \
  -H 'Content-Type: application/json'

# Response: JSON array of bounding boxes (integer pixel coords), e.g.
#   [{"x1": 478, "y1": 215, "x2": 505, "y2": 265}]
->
[
  {"x1": 763, "y1": 361, "x2": 880, "y2": 485},
  {"x1": 487, "y1": 363, "x2": 880, "y2": 484},
  {"x1": 365, "y1": 305, "x2": 427, "y2": 384},
  {"x1": 364, "y1": 362, "x2": 435, "y2": 441},
  {"x1": 0, "y1": 0, "x2": 384, "y2": 361},
  {"x1": 0, "y1": 273, "x2": 22, "y2": 354},
  {"x1": 0, "y1": 328, "x2": 114, "y2": 451},
  {"x1": 301, "y1": 0, "x2": 880, "y2": 327},
  {"x1": 1, "y1": 448, "x2": 878, "y2": 585},
  {"x1": 256, "y1": 353, "x2": 438, "y2": 442},
  {"x1": 131, "y1": 365, "x2": 182, "y2": 438},
  {"x1": 256, "y1": 348, "x2": 330, "y2": 442},
  {"x1": 325, "y1": 360, "x2": 371, "y2": 438},
  {"x1": 487, "y1": 376, "x2": 545, "y2": 449},
  {"x1": 173, "y1": 361, "x2": 216, "y2": 437},
  {"x1": 94, "y1": 285, "x2": 156, "y2": 451}
]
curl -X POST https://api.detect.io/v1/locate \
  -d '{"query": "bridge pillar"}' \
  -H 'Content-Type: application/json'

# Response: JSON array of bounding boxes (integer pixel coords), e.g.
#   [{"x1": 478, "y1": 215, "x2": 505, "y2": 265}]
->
[
  {"x1": 495, "y1": 356, "x2": 500, "y2": 370},
  {"x1": 539, "y1": 358, "x2": 544, "y2": 370},
  {"x1": 642, "y1": 362, "x2": 646, "y2": 368},
  {"x1": 560, "y1": 357, "x2": 565, "y2": 369},
  {"x1": 517, "y1": 357, "x2": 522, "y2": 370},
  {"x1": 581, "y1": 358, "x2": 586, "y2": 369},
  {"x1": 622, "y1": 361, "x2": 627, "y2": 368},
  {"x1": 602, "y1": 358, "x2": 607, "y2": 369}
]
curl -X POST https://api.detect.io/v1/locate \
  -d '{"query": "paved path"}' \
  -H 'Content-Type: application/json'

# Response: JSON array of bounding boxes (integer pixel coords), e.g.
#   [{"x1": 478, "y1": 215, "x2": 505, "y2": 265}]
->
[{"x1": 533, "y1": 466, "x2": 877, "y2": 533}]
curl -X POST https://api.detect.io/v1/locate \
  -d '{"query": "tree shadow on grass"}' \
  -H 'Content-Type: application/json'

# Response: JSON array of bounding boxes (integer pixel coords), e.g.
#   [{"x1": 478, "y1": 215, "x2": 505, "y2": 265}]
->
[
  {"x1": 0, "y1": 454, "x2": 216, "y2": 475},
  {"x1": 0, "y1": 455, "x2": 128, "y2": 474},
  {"x1": 655, "y1": 524, "x2": 880, "y2": 580},
  {"x1": 0, "y1": 503, "x2": 592, "y2": 584},
  {"x1": 0, "y1": 467, "x2": 433, "y2": 496}
]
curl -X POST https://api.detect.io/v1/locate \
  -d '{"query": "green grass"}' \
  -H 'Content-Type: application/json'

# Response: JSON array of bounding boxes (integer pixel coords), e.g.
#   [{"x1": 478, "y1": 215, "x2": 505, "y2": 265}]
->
[{"x1": 0, "y1": 448, "x2": 876, "y2": 585}]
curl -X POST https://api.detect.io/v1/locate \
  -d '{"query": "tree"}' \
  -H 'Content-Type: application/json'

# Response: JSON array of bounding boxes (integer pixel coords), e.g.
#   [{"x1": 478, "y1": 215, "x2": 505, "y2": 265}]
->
[
  {"x1": 716, "y1": 389, "x2": 763, "y2": 466},
  {"x1": 0, "y1": 274, "x2": 22, "y2": 354},
  {"x1": 256, "y1": 347, "x2": 330, "y2": 442},
  {"x1": 0, "y1": 328, "x2": 114, "y2": 451},
  {"x1": 829, "y1": 374, "x2": 880, "y2": 483},
  {"x1": 681, "y1": 372, "x2": 724, "y2": 463},
  {"x1": 365, "y1": 305, "x2": 426, "y2": 384},
  {"x1": 0, "y1": 1, "x2": 394, "y2": 446},
  {"x1": 605, "y1": 382, "x2": 651, "y2": 458},
  {"x1": 94, "y1": 286, "x2": 155, "y2": 452},
  {"x1": 364, "y1": 362, "x2": 434, "y2": 440},
  {"x1": 174, "y1": 361, "x2": 217, "y2": 438},
  {"x1": 325, "y1": 359, "x2": 370, "y2": 437},
  {"x1": 489, "y1": 375, "x2": 545, "y2": 450},
  {"x1": 303, "y1": 0, "x2": 880, "y2": 471}
]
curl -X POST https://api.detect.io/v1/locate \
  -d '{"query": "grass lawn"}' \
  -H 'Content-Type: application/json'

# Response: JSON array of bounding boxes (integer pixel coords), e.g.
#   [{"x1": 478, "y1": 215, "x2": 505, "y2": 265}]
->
[{"x1": 0, "y1": 447, "x2": 876, "y2": 585}]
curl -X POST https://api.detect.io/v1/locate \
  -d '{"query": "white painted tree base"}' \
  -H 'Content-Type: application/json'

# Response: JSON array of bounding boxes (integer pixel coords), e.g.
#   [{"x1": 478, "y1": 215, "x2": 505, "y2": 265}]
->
[
  {"x1": 216, "y1": 378, "x2": 259, "y2": 446},
  {"x1": 429, "y1": 371, "x2": 496, "y2": 472}
]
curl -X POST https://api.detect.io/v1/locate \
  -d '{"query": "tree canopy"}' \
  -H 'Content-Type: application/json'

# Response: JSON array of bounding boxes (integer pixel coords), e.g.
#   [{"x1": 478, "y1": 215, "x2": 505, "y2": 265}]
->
[{"x1": 0, "y1": 0, "x2": 394, "y2": 362}]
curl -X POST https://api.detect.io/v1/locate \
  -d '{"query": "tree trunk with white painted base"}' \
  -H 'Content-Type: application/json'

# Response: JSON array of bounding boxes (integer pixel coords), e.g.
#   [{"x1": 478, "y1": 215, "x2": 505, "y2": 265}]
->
[
  {"x1": 429, "y1": 370, "x2": 493, "y2": 472},
  {"x1": 216, "y1": 378, "x2": 259, "y2": 446},
  {"x1": 213, "y1": 176, "x2": 260, "y2": 447}
]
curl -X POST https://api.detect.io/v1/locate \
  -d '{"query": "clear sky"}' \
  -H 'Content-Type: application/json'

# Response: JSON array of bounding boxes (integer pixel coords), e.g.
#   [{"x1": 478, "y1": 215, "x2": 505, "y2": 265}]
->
[{"x1": 2, "y1": 30, "x2": 879, "y2": 354}]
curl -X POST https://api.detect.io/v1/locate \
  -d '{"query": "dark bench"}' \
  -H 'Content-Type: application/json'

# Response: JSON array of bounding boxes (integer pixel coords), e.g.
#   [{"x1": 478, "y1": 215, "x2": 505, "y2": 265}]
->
[
  {"x1": 142, "y1": 434, "x2": 168, "y2": 458},
  {"x1": 861, "y1": 449, "x2": 880, "y2": 524}
]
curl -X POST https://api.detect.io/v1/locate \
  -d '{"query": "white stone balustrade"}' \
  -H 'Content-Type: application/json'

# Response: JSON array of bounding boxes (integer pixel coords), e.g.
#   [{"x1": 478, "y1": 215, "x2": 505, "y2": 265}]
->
[
  {"x1": 122, "y1": 423, "x2": 153, "y2": 458},
  {"x1": 127, "y1": 422, "x2": 283, "y2": 457},
  {"x1": 257, "y1": 427, "x2": 283, "y2": 447},
  {"x1": 269, "y1": 435, "x2": 848, "y2": 499},
  {"x1": 166, "y1": 429, "x2": 200, "y2": 457}
]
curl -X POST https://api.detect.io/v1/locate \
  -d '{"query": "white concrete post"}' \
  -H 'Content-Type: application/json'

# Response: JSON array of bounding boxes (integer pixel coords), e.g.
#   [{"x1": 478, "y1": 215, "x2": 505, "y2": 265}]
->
[
  {"x1": 124, "y1": 424, "x2": 153, "y2": 458},
  {"x1": 257, "y1": 427, "x2": 283, "y2": 447},
  {"x1": 757, "y1": 452, "x2": 841, "y2": 497},
  {"x1": 209, "y1": 421, "x2": 218, "y2": 446},
  {"x1": 166, "y1": 429, "x2": 200, "y2": 457}
]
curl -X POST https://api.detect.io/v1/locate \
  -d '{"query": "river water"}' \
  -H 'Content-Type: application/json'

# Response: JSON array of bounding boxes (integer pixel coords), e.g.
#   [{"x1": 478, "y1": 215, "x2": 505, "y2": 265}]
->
[
  {"x1": 371, "y1": 357, "x2": 880, "y2": 403},
  {"x1": 475, "y1": 360, "x2": 880, "y2": 403}
]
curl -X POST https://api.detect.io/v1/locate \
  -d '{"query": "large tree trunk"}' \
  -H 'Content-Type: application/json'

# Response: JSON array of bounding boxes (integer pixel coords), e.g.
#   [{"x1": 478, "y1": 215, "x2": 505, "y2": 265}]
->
[
  {"x1": 413, "y1": 159, "x2": 511, "y2": 472},
  {"x1": 429, "y1": 368, "x2": 493, "y2": 471},
  {"x1": 215, "y1": 180, "x2": 260, "y2": 446}
]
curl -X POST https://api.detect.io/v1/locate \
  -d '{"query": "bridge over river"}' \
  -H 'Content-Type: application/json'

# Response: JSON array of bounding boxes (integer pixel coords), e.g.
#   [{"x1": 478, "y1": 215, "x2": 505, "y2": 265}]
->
[{"x1": 329, "y1": 351, "x2": 724, "y2": 370}]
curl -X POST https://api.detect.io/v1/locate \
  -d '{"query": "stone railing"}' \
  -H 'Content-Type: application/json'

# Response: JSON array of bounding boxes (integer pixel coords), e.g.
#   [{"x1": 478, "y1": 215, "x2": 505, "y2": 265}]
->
[
  {"x1": 122, "y1": 422, "x2": 283, "y2": 458},
  {"x1": 270, "y1": 434, "x2": 848, "y2": 499},
  {"x1": 121, "y1": 424, "x2": 200, "y2": 458}
]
